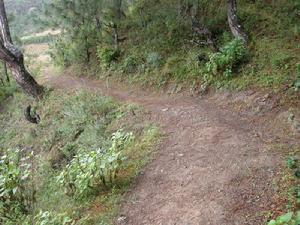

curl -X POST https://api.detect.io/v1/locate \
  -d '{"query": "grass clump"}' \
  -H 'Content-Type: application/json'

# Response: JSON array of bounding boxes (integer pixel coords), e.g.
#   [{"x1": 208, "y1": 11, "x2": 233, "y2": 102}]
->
[
  {"x1": 57, "y1": 130, "x2": 134, "y2": 200},
  {"x1": 0, "y1": 82, "x2": 17, "y2": 105},
  {"x1": 0, "y1": 90, "x2": 159, "y2": 225}
]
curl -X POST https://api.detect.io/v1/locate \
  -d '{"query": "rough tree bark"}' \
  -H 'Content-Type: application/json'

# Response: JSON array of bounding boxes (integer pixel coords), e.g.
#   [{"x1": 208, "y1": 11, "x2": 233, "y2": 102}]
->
[
  {"x1": 114, "y1": 0, "x2": 123, "y2": 21},
  {"x1": 3, "y1": 61, "x2": 8, "y2": 83},
  {"x1": 0, "y1": 60, "x2": 7, "y2": 84},
  {"x1": 112, "y1": 24, "x2": 119, "y2": 49},
  {"x1": 111, "y1": 0, "x2": 124, "y2": 49},
  {"x1": 227, "y1": 0, "x2": 248, "y2": 43},
  {"x1": 0, "y1": 0, "x2": 43, "y2": 98}
]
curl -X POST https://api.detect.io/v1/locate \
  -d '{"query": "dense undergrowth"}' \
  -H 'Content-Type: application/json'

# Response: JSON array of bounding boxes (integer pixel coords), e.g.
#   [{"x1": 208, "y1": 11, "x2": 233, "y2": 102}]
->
[
  {"x1": 0, "y1": 90, "x2": 159, "y2": 224},
  {"x1": 41, "y1": 0, "x2": 300, "y2": 99}
]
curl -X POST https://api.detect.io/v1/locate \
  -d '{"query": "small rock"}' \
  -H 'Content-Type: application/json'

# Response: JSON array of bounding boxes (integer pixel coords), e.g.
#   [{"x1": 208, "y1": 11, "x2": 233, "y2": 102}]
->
[
  {"x1": 200, "y1": 84, "x2": 209, "y2": 95},
  {"x1": 288, "y1": 113, "x2": 295, "y2": 123},
  {"x1": 292, "y1": 121, "x2": 300, "y2": 133},
  {"x1": 162, "y1": 108, "x2": 169, "y2": 112},
  {"x1": 255, "y1": 105, "x2": 263, "y2": 113},
  {"x1": 263, "y1": 93, "x2": 270, "y2": 99},
  {"x1": 246, "y1": 90, "x2": 255, "y2": 96},
  {"x1": 117, "y1": 215, "x2": 127, "y2": 224}
]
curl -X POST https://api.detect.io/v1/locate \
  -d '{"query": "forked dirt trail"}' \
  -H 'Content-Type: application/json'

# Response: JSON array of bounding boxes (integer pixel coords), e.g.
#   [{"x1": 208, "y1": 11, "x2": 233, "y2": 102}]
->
[{"x1": 42, "y1": 72, "x2": 283, "y2": 225}]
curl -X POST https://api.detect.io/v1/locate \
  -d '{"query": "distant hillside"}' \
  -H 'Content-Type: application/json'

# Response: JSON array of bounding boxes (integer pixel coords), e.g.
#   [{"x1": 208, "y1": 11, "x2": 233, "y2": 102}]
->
[
  {"x1": 5, "y1": 0, "x2": 44, "y2": 15},
  {"x1": 4, "y1": 0, "x2": 48, "y2": 37}
]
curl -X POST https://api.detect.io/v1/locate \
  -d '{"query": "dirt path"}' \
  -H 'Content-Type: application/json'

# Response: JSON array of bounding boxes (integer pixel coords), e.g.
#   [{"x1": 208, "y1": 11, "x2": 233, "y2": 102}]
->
[{"x1": 42, "y1": 73, "x2": 281, "y2": 225}]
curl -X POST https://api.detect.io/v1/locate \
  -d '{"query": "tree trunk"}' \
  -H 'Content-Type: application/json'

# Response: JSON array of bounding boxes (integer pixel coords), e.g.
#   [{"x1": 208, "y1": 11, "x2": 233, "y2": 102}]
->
[
  {"x1": 0, "y1": 0, "x2": 43, "y2": 98},
  {"x1": 3, "y1": 61, "x2": 8, "y2": 83},
  {"x1": 8, "y1": 58, "x2": 42, "y2": 98},
  {"x1": 114, "y1": 0, "x2": 122, "y2": 21},
  {"x1": 112, "y1": 24, "x2": 119, "y2": 49},
  {"x1": 227, "y1": 0, "x2": 247, "y2": 43}
]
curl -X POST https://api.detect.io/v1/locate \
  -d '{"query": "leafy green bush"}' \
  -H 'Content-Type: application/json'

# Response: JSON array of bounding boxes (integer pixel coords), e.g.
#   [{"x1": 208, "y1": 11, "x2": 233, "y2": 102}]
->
[
  {"x1": 49, "y1": 38, "x2": 72, "y2": 67},
  {"x1": 0, "y1": 149, "x2": 34, "y2": 223},
  {"x1": 32, "y1": 210, "x2": 73, "y2": 225},
  {"x1": 205, "y1": 38, "x2": 247, "y2": 79},
  {"x1": 40, "y1": 91, "x2": 120, "y2": 168},
  {"x1": 0, "y1": 89, "x2": 159, "y2": 224},
  {"x1": 267, "y1": 212, "x2": 300, "y2": 225},
  {"x1": 57, "y1": 130, "x2": 134, "y2": 200},
  {"x1": 97, "y1": 46, "x2": 121, "y2": 69},
  {"x1": 121, "y1": 54, "x2": 142, "y2": 73},
  {"x1": 50, "y1": 33, "x2": 98, "y2": 67}
]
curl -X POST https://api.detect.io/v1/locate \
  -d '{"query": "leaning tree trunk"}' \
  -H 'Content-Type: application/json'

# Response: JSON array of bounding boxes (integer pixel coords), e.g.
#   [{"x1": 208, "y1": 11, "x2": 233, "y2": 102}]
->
[
  {"x1": 8, "y1": 57, "x2": 43, "y2": 98},
  {"x1": 0, "y1": 0, "x2": 43, "y2": 98},
  {"x1": 227, "y1": 0, "x2": 247, "y2": 43}
]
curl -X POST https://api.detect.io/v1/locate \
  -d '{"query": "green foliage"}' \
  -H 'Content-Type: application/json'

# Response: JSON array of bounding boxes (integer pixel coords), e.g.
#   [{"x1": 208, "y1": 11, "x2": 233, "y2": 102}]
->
[
  {"x1": 57, "y1": 130, "x2": 133, "y2": 200},
  {"x1": 42, "y1": 0, "x2": 105, "y2": 65},
  {"x1": 271, "y1": 54, "x2": 293, "y2": 70},
  {"x1": 205, "y1": 39, "x2": 247, "y2": 80},
  {"x1": 6, "y1": 0, "x2": 48, "y2": 37},
  {"x1": 32, "y1": 210, "x2": 73, "y2": 225},
  {"x1": 146, "y1": 52, "x2": 162, "y2": 68},
  {"x1": 49, "y1": 38, "x2": 73, "y2": 67},
  {"x1": 0, "y1": 90, "x2": 159, "y2": 224},
  {"x1": 286, "y1": 157, "x2": 299, "y2": 170},
  {"x1": 294, "y1": 64, "x2": 300, "y2": 91},
  {"x1": 121, "y1": 54, "x2": 141, "y2": 73},
  {"x1": 268, "y1": 155, "x2": 300, "y2": 225},
  {"x1": 0, "y1": 83, "x2": 17, "y2": 105},
  {"x1": 0, "y1": 149, "x2": 34, "y2": 223},
  {"x1": 285, "y1": 155, "x2": 300, "y2": 180},
  {"x1": 267, "y1": 211, "x2": 300, "y2": 225},
  {"x1": 38, "y1": 0, "x2": 300, "y2": 95},
  {"x1": 162, "y1": 50, "x2": 201, "y2": 82},
  {"x1": 97, "y1": 46, "x2": 121, "y2": 69}
]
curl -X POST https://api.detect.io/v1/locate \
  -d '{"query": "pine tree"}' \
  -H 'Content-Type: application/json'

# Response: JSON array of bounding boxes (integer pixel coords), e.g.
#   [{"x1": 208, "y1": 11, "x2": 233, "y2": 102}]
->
[{"x1": 43, "y1": 0, "x2": 106, "y2": 65}]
